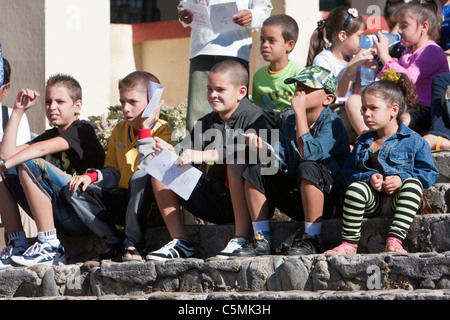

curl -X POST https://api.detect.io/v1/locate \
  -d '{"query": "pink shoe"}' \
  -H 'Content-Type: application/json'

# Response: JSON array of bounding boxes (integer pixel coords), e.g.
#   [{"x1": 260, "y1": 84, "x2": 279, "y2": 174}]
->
[
  {"x1": 325, "y1": 242, "x2": 357, "y2": 254},
  {"x1": 385, "y1": 237, "x2": 407, "y2": 253}
]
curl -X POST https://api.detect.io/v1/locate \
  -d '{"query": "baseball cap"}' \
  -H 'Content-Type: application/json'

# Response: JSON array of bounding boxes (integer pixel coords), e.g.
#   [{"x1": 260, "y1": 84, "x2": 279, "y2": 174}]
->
[{"x1": 284, "y1": 65, "x2": 337, "y2": 100}]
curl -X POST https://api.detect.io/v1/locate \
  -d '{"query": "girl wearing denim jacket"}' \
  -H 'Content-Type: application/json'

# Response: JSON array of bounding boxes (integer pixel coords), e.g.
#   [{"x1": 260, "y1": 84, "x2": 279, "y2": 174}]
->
[{"x1": 326, "y1": 70, "x2": 439, "y2": 254}]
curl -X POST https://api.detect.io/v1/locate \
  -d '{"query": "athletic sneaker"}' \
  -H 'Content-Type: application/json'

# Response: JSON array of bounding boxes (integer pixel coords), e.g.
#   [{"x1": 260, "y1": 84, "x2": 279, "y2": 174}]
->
[
  {"x1": 146, "y1": 239, "x2": 194, "y2": 261},
  {"x1": 229, "y1": 233, "x2": 271, "y2": 257},
  {"x1": 0, "y1": 244, "x2": 27, "y2": 269},
  {"x1": 216, "y1": 237, "x2": 248, "y2": 259},
  {"x1": 9, "y1": 241, "x2": 66, "y2": 267}
]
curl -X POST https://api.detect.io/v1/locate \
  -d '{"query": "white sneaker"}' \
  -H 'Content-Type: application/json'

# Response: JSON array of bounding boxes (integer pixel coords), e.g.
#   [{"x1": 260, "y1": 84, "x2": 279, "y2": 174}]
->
[
  {"x1": 146, "y1": 239, "x2": 194, "y2": 261},
  {"x1": 0, "y1": 245, "x2": 28, "y2": 269},
  {"x1": 216, "y1": 237, "x2": 248, "y2": 259},
  {"x1": 10, "y1": 241, "x2": 66, "y2": 267}
]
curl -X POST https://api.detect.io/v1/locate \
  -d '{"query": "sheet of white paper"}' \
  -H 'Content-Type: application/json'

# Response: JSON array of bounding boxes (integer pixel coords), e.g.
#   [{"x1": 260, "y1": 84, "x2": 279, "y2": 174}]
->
[
  {"x1": 240, "y1": 133, "x2": 281, "y2": 161},
  {"x1": 146, "y1": 149, "x2": 203, "y2": 201},
  {"x1": 142, "y1": 81, "x2": 164, "y2": 118},
  {"x1": 181, "y1": 1, "x2": 244, "y2": 34},
  {"x1": 209, "y1": 2, "x2": 244, "y2": 33},
  {"x1": 181, "y1": 2, "x2": 213, "y2": 30}
]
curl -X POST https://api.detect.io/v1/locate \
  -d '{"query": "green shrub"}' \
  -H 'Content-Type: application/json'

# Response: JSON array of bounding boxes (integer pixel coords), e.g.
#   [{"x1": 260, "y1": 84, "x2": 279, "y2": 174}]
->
[{"x1": 87, "y1": 101, "x2": 187, "y2": 151}]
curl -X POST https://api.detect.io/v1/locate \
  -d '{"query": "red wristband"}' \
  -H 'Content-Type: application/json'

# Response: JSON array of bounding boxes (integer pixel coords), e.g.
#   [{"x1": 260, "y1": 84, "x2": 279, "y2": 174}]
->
[
  {"x1": 84, "y1": 171, "x2": 98, "y2": 182},
  {"x1": 138, "y1": 128, "x2": 152, "y2": 139}
]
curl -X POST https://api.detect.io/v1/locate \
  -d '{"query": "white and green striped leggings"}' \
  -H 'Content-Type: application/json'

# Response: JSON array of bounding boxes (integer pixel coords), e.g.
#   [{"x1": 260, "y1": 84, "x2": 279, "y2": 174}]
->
[{"x1": 342, "y1": 178, "x2": 423, "y2": 244}]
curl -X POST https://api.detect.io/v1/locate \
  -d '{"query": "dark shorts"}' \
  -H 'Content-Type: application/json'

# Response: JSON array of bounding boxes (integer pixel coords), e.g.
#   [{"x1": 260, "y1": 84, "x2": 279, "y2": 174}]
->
[
  {"x1": 242, "y1": 161, "x2": 343, "y2": 221},
  {"x1": 179, "y1": 174, "x2": 234, "y2": 225}
]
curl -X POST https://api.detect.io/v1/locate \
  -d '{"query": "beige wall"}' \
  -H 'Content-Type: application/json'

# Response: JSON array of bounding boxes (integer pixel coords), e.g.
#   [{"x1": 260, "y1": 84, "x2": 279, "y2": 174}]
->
[
  {"x1": 0, "y1": 0, "x2": 110, "y2": 133},
  {"x1": 45, "y1": 0, "x2": 110, "y2": 122},
  {"x1": 110, "y1": 24, "x2": 137, "y2": 107},
  {"x1": 0, "y1": 0, "x2": 46, "y2": 134}
]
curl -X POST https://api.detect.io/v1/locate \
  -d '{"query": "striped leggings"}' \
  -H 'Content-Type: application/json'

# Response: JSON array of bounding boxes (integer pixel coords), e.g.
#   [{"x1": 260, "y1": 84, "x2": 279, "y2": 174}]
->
[{"x1": 342, "y1": 178, "x2": 423, "y2": 244}]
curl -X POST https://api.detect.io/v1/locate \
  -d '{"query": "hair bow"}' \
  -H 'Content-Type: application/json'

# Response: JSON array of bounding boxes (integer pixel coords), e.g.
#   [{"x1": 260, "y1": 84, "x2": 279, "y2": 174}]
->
[{"x1": 381, "y1": 68, "x2": 401, "y2": 83}]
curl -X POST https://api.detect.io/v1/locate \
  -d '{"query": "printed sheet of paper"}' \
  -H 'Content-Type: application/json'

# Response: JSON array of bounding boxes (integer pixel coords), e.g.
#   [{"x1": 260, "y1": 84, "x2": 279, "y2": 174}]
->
[
  {"x1": 142, "y1": 81, "x2": 164, "y2": 118},
  {"x1": 146, "y1": 148, "x2": 202, "y2": 200},
  {"x1": 209, "y1": 2, "x2": 244, "y2": 33},
  {"x1": 181, "y1": 2, "x2": 213, "y2": 30},
  {"x1": 181, "y1": 1, "x2": 244, "y2": 34}
]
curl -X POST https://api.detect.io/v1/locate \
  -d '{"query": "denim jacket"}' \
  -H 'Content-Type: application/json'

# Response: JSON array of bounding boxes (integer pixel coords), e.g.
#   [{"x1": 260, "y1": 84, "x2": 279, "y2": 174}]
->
[
  {"x1": 343, "y1": 123, "x2": 439, "y2": 189},
  {"x1": 278, "y1": 107, "x2": 350, "y2": 187}
]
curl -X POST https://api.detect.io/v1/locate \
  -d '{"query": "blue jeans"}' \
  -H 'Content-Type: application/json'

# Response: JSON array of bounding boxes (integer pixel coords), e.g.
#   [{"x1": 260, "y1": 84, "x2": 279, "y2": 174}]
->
[
  {"x1": 427, "y1": 72, "x2": 450, "y2": 140},
  {"x1": 2, "y1": 158, "x2": 89, "y2": 235}
]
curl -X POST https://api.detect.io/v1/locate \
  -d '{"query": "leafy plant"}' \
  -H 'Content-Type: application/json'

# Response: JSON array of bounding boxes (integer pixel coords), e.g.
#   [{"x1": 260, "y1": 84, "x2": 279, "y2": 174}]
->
[{"x1": 87, "y1": 101, "x2": 187, "y2": 151}]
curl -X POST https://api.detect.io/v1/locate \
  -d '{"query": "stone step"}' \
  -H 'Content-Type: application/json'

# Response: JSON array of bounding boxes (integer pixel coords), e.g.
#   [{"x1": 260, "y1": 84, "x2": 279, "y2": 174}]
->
[
  {"x1": 2, "y1": 289, "x2": 450, "y2": 302},
  {"x1": 141, "y1": 214, "x2": 450, "y2": 261},
  {"x1": 0, "y1": 251, "x2": 449, "y2": 299},
  {"x1": 54, "y1": 213, "x2": 450, "y2": 264},
  {"x1": 432, "y1": 150, "x2": 450, "y2": 183}
]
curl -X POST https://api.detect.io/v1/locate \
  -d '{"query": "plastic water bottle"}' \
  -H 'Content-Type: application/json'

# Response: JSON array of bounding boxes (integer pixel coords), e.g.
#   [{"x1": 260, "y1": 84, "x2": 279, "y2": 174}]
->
[
  {"x1": 360, "y1": 66, "x2": 375, "y2": 87},
  {"x1": 359, "y1": 32, "x2": 401, "y2": 49},
  {"x1": 359, "y1": 32, "x2": 401, "y2": 86}
]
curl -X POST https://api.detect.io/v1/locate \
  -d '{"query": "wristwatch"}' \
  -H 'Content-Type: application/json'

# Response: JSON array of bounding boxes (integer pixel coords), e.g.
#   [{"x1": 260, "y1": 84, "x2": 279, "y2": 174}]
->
[{"x1": 0, "y1": 158, "x2": 7, "y2": 173}]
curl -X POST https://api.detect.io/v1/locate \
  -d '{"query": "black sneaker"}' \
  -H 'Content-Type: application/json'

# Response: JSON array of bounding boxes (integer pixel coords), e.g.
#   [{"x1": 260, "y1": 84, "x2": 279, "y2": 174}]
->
[
  {"x1": 230, "y1": 234, "x2": 271, "y2": 257},
  {"x1": 287, "y1": 233, "x2": 322, "y2": 255}
]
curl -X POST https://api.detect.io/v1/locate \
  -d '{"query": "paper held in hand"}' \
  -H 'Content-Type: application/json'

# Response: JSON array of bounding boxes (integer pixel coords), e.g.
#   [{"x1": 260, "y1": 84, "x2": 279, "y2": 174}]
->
[
  {"x1": 181, "y1": 1, "x2": 245, "y2": 34},
  {"x1": 142, "y1": 81, "x2": 164, "y2": 118},
  {"x1": 146, "y1": 148, "x2": 203, "y2": 201}
]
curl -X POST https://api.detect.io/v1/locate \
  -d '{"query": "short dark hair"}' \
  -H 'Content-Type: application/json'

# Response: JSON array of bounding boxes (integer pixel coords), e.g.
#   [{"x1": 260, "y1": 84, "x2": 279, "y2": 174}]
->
[
  {"x1": 263, "y1": 14, "x2": 299, "y2": 44},
  {"x1": 118, "y1": 71, "x2": 160, "y2": 96},
  {"x1": 46, "y1": 73, "x2": 82, "y2": 102},
  {"x1": 210, "y1": 60, "x2": 248, "y2": 87},
  {"x1": 2, "y1": 58, "x2": 11, "y2": 84}
]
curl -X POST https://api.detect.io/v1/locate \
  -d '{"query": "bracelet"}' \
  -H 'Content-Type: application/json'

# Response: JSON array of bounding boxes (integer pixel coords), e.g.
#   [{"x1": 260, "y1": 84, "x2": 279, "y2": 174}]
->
[{"x1": 0, "y1": 158, "x2": 7, "y2": 173}]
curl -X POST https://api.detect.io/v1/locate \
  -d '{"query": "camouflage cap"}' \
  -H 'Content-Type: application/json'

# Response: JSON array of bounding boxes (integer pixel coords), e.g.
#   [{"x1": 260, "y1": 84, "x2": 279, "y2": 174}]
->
[{"x1": 284, "y1": 65, "x2": 337, "y2": 98}]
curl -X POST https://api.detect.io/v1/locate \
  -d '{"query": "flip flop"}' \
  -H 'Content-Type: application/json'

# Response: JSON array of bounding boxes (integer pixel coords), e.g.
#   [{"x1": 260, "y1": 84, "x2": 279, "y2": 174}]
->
[
  {"x1": 325, "y1": 241, "x2": 357, "y2": 254},
  {"x1": 122, "y1": 247, "x2": 144, "y2": 262},
  {"x1": 385, "y1": 237, "x2": 407, "y2": 254}
]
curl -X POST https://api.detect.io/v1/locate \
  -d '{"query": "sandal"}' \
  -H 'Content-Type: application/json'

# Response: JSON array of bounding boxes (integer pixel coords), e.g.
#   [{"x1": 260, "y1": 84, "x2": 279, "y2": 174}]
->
[
  {"x1": 122, "y1": 247, "x2": 144, "y2": 262},
  {"x1": 91, "y1": 246, "x2": 121, "y2": 262},
  {"x1": 325, "y1": 242, "x2": 357, "y2": 254},
  {"x1": 385, "y1": 237, "x2": 407, "y2": 254}
]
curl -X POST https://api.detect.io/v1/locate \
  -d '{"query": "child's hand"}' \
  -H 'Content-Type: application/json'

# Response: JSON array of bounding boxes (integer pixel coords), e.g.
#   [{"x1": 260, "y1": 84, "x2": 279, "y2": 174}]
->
[
  {"x1": 178, "y1": 8, "x2": 193, "y2": 24},
  {"x1": 291, "y1": 89, "x2": 307, "y2": 114},
  {"x1": 244, "y1": 133, "x2": 263, "y2": 149},
  {"x1": 350, "y1": 48, "x2": 375, "y2": 70},
  {"x1": 383, "y1": 175, "x2": 402, "y2": 194},
  {"x1": 133, "y1": 101, "x2": 162, "y2": 130},
  {"x1": 178, "y1": 149, "x2": 203, "y2": 166},
  {"x1": 233, "y1": 10, "x2": 252, "y2": 26},
  {"x1": 152, "y1": 136, "x2": 175, "y2": 154},
  {"x1": 370, "y1": 173, "x2": 384, "y2": 192},
  {"x1": 14, "y1": 89, "x2": 40, "y2": 112},
  {"x1": 373, "y1": 32, "x2": 391, "y2": 65},
  {"x1": 67, "y1": 174, "x2": 92, "y2": 194}
]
